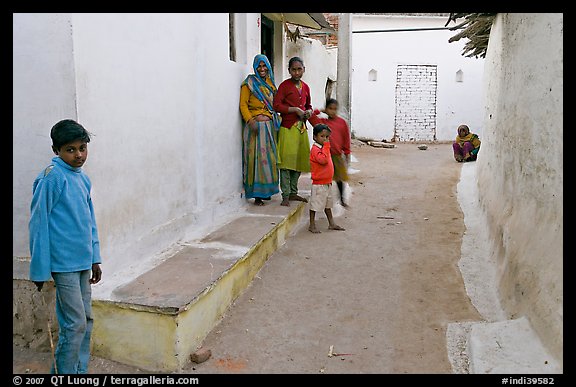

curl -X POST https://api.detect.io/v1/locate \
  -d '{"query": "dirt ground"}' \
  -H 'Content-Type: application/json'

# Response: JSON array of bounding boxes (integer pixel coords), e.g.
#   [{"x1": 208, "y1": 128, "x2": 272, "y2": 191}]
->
[{"x1": 13, "y1": 142, "x2": 483, "y2": 374}]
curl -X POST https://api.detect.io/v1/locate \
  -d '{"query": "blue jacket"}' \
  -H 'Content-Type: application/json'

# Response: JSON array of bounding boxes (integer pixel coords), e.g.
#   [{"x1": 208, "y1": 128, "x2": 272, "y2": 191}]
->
[{"x1": 29, "y1": 156, "x2": 102, "y2": 281}]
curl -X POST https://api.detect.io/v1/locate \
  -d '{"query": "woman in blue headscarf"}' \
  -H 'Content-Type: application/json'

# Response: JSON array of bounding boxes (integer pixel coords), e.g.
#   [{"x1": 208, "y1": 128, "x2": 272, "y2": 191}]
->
[{"x1": 239, "y1": 54, "x2": 281, "y2": 205}]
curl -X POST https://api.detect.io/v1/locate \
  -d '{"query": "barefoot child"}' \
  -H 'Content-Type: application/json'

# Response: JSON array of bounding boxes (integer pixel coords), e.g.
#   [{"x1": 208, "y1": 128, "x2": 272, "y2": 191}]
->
[
  {"x1": 309, "y1": 98, "x2": 351, "y2": 207},
  {"x1": 273, "y1": 56, "x2": 312, "y2": 206},
  {"x1": 308, "y1": 124, "x2": 345, "y2": 233}
]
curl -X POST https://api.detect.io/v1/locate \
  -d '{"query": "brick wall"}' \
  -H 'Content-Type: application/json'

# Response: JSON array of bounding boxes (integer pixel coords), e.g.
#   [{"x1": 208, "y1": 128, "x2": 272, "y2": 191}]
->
[
  {"x1": 324, "y1": 13, "x2": 339, "y2": 47},
  {"x1": 299, "y1": 13, "x2": 339, "y2": 47},
  {"x1": 394, "y1": 64, "x2": 437, "y2": 142}
]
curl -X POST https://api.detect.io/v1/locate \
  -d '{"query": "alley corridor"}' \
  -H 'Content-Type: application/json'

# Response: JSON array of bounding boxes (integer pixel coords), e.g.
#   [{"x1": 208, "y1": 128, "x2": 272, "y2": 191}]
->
[{"x1": 13, "y1": 142, "x2": 483, "y2": 374}]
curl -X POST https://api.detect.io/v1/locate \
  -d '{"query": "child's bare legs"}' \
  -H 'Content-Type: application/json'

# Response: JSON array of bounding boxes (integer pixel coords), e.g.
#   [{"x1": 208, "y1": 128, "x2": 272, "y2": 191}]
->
[
  {"x1": 325, "y1": 208, "x2": 345, "y2": 231},
  {"x1": 308, "y1": 210, "x2": 320, "y2": 233}
]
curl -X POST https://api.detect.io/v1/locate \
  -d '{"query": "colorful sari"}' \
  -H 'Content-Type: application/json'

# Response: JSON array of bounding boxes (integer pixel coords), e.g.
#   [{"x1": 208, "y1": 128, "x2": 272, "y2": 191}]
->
[
  {"x1": 240, "y1": 54, "x2": 280, "y2": 199},
  {"x1": 453, "y1": 126, "x2": 481, "y2": 161}
]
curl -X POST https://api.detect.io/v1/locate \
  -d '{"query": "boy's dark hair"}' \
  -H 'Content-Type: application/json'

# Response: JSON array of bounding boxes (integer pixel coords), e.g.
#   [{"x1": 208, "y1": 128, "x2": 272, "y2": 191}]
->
[
  {"x1": 288, "y1": 56, "x2": 304, "y2": 68},
  {"x1": 51, "y1": 119, "x2": 91, "y2": 150},
  {"x1": 325, "y1": 98, "x2": 338, "y2": 108},
  {"x1": 313, "y1": 124, "x2": 331, "y2": 136}
]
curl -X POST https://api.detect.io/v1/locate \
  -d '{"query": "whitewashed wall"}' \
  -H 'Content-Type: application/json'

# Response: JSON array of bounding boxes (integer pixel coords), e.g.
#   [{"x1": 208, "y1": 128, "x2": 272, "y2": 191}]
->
[
  {"x1": 13, "y1": 13, "x2": 263, "y2": 299},
  {"x1": 13, "y1": 13, "x2": 78, "y2": 257},
  {"x1": 478, "y1": 13, "x2": 563, "y2": 364},
  {"x1": 351, "y1": 14, "x2": 485, "y2": 142}
]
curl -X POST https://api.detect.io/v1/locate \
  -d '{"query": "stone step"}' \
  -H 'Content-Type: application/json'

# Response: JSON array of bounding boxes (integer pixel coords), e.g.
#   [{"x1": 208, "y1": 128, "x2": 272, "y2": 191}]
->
[{"x1": 91, "y1": 200, "x2": 307, "y2": 371}]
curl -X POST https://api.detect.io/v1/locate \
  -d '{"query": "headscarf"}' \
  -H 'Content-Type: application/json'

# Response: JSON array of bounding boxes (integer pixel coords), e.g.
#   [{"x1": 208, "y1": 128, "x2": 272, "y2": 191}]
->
[
  {"x1": 456, "y1": 125, "x2": 481, "y2": 148},
  {"x1": 241, "y1": 54, "x2": 281, "y2": 131}
]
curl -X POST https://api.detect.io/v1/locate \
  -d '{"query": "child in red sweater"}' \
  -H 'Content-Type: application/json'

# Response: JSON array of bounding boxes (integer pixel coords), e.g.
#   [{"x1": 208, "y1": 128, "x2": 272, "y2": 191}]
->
[
  {"x1": 309, "y1": 98, "x2": 351, "y2": 207},
  {"x1": 308, "y1": 124, "x2": 346, "y2": 233}
]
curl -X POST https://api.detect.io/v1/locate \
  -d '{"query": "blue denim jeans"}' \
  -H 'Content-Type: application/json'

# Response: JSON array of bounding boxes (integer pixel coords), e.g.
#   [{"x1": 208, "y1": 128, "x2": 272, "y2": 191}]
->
[{"x1": 51, "y1": 270, "x2": 93, "y2": 374}]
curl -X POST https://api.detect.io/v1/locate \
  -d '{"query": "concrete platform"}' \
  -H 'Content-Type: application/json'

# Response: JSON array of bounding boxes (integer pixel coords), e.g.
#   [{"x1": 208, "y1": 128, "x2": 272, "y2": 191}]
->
[
  {"x1": 90, "y1": 197, "x2": 307, "y2": 371},
  {"x1": 467, "y1": 317, "x2": 562, "y2": 374}
]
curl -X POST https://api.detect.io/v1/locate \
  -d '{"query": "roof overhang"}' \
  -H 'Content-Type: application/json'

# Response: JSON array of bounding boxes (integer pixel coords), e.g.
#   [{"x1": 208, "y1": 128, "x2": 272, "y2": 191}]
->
[{"x1": 262, "y1": 13, "x2": 334, "y2": 31}]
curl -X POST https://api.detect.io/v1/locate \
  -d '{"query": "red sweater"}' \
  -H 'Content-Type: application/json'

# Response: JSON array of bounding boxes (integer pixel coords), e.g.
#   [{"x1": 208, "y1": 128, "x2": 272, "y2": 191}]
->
[
  {"x1": 308, "y1": 110, "x2": 351, "y2": 156},
  {"x1": 310, "y1": 142, "x2": 334, "y2": 185},
  {"x1": 273, "y1": 79, "x2": 312, "y2": 129}
]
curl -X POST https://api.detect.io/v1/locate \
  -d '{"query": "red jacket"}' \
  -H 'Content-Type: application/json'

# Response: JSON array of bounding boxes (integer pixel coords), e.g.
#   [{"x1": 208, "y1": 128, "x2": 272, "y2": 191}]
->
[
  {"x1": 273, "y1": 79, "x2": 312, "y2": 129},
  {"x1": 310, "y1": 142, "x2": 334, "y2": 185},
  {"x1": 309, "y1": 110, "x2": 351, "y2": 156}
]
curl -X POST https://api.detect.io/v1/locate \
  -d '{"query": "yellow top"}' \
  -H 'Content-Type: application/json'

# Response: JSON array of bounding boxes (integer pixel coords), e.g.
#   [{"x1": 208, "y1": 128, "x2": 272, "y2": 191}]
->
[
  {"x1": 456, "y1": 132, "x2": 481, "y2": 149},
  {"x1": 239, "y1": 78, "x2": 275, "y2": 123}
]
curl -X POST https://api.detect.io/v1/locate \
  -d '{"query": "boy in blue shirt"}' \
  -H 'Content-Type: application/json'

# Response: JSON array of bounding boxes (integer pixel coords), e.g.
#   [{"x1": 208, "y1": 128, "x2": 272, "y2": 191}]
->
[{"x1": 29, "y1": 119, "x2": 103, "y2": 374}]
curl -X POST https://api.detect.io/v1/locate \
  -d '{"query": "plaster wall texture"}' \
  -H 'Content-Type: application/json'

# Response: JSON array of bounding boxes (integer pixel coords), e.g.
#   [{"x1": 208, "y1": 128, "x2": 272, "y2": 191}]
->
[
  {"x1": 477, "y1": 13, "x2": 563, "y2": 365},
  {"x1": 13, "y1": 13, "x2": 264, "y2": 299}
]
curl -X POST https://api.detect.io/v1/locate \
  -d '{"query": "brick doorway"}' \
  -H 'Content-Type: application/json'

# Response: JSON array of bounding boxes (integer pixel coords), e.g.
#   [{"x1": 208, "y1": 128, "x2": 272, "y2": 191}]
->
[{"x1": 394, "y1": 64, "x2": 437, "y2": 142}]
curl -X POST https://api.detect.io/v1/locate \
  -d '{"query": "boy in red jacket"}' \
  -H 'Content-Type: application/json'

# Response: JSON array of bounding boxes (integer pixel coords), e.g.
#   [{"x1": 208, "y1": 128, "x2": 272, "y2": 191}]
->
[{"x1": 308, "y1": 124, "x2": 346, "y2": 233}]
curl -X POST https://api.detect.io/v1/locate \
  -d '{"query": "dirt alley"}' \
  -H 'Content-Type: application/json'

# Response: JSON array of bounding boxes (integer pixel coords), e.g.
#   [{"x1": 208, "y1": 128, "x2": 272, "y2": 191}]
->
[{"x1": 13, "y1": 142, "x2": 484, "y2": 374}]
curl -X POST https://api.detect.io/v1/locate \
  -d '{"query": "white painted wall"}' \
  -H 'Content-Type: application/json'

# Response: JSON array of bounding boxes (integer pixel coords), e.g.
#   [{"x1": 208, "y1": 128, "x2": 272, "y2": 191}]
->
[
  {"x1": 478, "y1": 13, "x2": 563, "y2": 365},
  {"x1": 13, "y1": 13, "x2": 78, "y2": 257},
  {"x1": 351, "y1": 14, "x2": 485, "y2": 142},
  {"x1": 13, "y1": 13, "x2": 264, "y2": 299}
]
